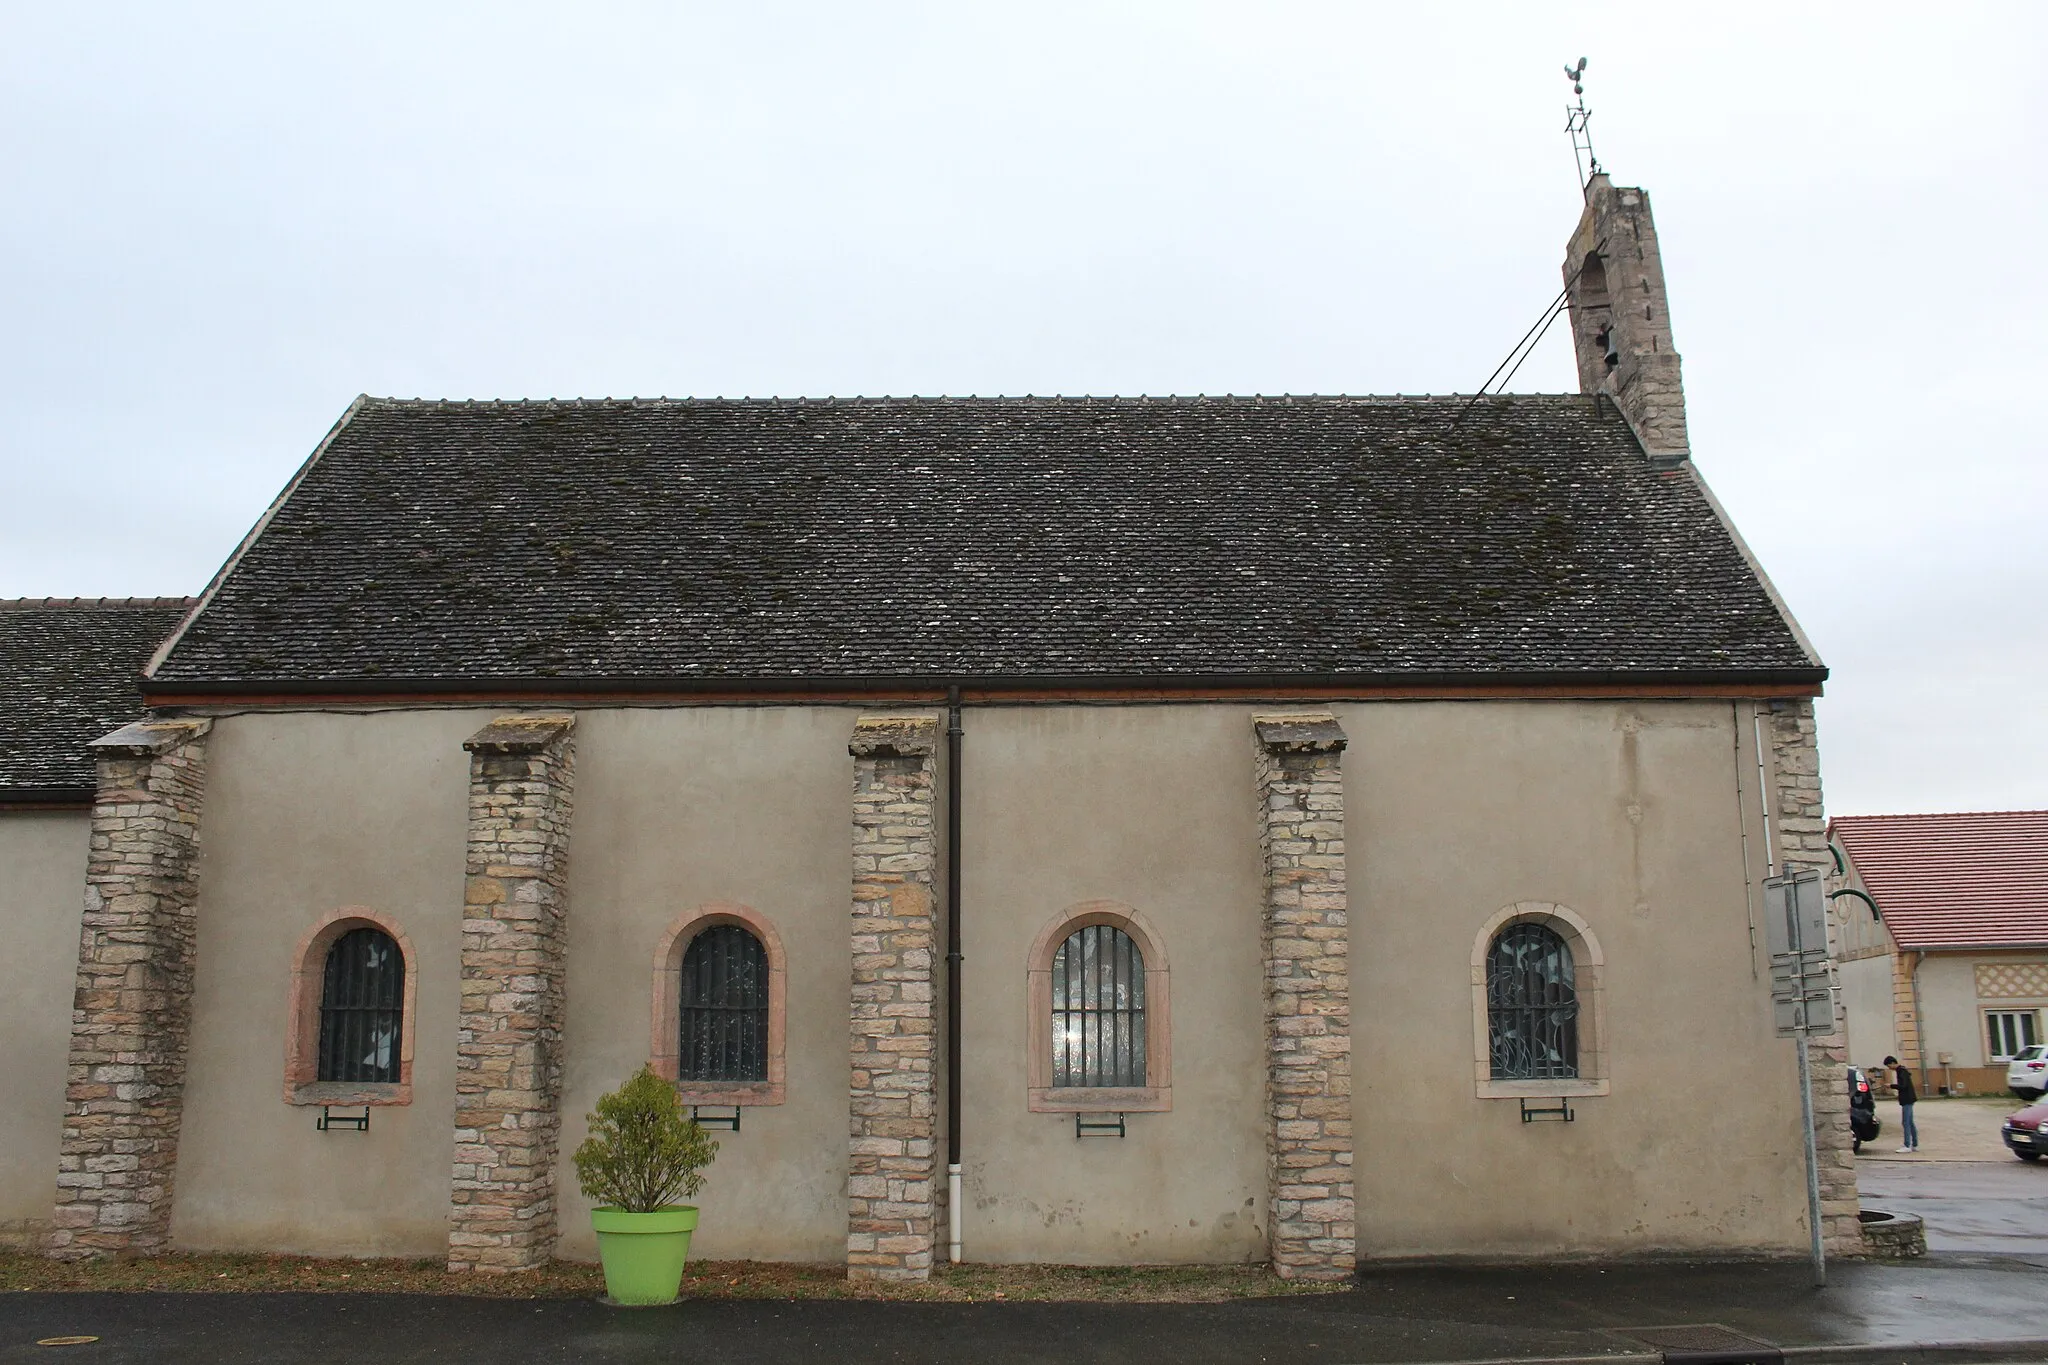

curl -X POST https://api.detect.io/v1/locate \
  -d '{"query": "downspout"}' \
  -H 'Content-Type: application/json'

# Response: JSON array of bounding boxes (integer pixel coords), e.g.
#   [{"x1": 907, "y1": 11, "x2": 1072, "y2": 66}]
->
[
  {"x1": 945, "y1": 685, "x2": 964, "y2": 1265},
  {"x1": 1752, "y1": 709, "x2": 1776, "y2": 876},
  {"x1": 1732, "y1": 703, "x2": 1759, "y2": 980}
]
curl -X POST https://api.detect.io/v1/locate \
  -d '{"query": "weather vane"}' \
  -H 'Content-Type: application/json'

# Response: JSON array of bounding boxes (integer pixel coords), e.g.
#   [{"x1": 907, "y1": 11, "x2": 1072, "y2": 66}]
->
[{"x1": 1563, "y1": 57, "x2": 1601, "y2": 190}]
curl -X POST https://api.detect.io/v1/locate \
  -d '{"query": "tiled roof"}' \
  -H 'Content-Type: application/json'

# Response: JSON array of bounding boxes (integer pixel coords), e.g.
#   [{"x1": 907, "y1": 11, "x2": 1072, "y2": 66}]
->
[
  {"x1": 0, "y1": 598, "x2": 194, "y2": 798},
  {"x1": 149, "y1": 394, "x2": 1822, "y2": 691},
  {"x1": 1831, "y1": 811, "x2": 2048, "y2": 951}
]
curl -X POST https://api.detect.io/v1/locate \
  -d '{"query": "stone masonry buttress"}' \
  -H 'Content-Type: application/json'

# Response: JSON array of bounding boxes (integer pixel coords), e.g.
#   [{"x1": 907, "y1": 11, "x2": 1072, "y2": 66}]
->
[
  {"x1": 1767, "y1": 700, "x2": 1860, "y2": 1258},
  {"x1": 447, "y1": 714, "x2": 577, "y2": 1273},
  {"x1": 1253, "y1": 714, "x2": 1357, "y2": 1281},
  {"x1": 49, "y1": 718, "x2": 211, "y2": 1259},
  {"x1": 846, "y1": 714, "x2": 940, "y2": 1281}
]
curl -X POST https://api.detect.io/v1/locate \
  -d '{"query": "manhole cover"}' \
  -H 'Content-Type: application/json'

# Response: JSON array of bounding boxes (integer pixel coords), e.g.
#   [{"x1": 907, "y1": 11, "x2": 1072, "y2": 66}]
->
[{"x1": 1614, "y1": 1324, "x2": 1781, "y2": 1365}]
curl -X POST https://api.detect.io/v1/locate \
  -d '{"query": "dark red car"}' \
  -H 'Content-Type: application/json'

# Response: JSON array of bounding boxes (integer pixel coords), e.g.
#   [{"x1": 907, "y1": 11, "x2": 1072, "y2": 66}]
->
[{"x1": 2003, "y1": 1099, "x2": 2048, "y2": 1161}]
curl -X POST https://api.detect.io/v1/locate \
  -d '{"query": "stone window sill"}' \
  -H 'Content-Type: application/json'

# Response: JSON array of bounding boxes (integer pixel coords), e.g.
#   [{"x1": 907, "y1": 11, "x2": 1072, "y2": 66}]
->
[
  {"x1": 1029, "y1": 1086, "x2": 1170, "y2": 1113},
  {"x1": 1476, "y1": 1078, "x2": 1610, "y2": 1100},
  {"x1": 673, "y1": 1081, "x2": 784, "y2": 1108},
  {"x1": 289, "y1": 1080, "x2": 411, "y2": 1108}
]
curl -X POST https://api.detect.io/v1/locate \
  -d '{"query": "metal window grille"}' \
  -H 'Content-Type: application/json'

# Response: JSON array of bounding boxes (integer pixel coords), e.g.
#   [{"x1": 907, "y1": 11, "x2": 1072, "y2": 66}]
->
[
  {"x1": 1052, "y1": 924, "x2": 1146, "y2": 1088},
  {"x1": 317, "y1": 927, "x2": 404, "y2": 1084},
  {"x1": 1487, "y1": 922, "x2": 1579, "y2": 1080},
  {"x1": 679, "y1": 925, "x2": 768, "y2": 1083}
]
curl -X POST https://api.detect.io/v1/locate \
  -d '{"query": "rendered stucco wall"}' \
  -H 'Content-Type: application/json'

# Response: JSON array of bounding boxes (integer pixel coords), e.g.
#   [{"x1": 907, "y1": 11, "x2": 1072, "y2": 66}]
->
[
  {"x1": 169, "y1": 709, "x2": 482, "y2": 1256},
  {"x1": 1839, "y1": 955, "x2": 1900, "y2": 1070},
  {"x1": 960, "y1": 706, "x2": 1270, "y2": 1265},
  {"x1": 1335, "y1": 699, "x2": 1808, "y2": 1259},
  {"x1": 0, "y1": 811, "x2": 89, "y2": 1247},
  {"x1": 1917, "y1": 956, "x2": 1986, "y2": 1072},
  {"x1": 1916, "y1": 953, "x2": 2048, "y2": 1075},
  {"x1": 150, "y1": 696, "x2": 1806, "y2": 1263},
  {"x1": 556, "y1": 707, "x2": 854, "y2": 1263}
]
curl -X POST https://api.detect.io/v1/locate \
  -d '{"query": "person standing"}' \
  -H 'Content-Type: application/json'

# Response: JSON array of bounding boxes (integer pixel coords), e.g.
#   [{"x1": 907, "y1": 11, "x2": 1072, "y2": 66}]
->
[{"x1": 1883, "y1": 1054, "x2": 1919, "y2": 1152}]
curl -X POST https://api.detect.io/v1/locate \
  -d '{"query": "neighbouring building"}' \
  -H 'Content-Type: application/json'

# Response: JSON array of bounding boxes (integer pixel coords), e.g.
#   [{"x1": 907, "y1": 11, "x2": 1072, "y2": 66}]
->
[
  {"x1": 1832, "y1": 810, "x2": 2048, "y2": 1096},
  {"x1": 0, "y1": 175, "x2": 1858, "y2": 1278}
]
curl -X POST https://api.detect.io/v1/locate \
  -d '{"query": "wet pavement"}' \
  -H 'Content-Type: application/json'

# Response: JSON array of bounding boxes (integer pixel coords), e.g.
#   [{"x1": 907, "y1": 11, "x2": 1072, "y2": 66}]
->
[
  {"x1": 5, "y1": 1258, "x2": 2048, "y2": 1365},
  {"x1": 1859, "y1": 1160, "x2": 2048, "y2": 1256}
]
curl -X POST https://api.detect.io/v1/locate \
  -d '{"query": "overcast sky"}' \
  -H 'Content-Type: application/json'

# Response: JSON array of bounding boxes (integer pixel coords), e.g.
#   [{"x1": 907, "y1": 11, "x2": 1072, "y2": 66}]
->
[{"x1": 3, "y1": 3, "x2": 2043, "y2": 817}]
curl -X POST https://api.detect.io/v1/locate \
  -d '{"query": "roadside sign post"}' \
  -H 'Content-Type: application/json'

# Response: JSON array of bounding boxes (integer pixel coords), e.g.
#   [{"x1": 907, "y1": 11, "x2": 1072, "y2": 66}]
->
[{"x1": 1765, "y1": 868, "x2": 1832, "y2": 1288}]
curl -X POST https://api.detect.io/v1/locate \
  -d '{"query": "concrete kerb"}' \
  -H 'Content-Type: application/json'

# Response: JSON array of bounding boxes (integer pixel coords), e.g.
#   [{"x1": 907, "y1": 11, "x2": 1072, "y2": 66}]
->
[
  {"x1": 1780, "y1": 1344, "x2": 2048, "y2": 1365},
  {"x1": 1413, "y1": 1344, "x2": 2048, "y2": 1365}
]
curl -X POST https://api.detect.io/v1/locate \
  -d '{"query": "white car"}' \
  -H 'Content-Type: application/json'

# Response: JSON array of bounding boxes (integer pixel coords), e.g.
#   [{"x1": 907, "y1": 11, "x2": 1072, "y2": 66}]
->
[{"x1": 2008, "y1": 1044, "x2": 2048, "y2": 1099}]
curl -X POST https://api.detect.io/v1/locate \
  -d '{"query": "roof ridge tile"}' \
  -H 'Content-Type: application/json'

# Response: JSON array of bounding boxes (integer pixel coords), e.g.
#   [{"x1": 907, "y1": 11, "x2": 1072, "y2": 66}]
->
[{"x1": 0, "y1": 596, "x2": 196, "y2": 611}]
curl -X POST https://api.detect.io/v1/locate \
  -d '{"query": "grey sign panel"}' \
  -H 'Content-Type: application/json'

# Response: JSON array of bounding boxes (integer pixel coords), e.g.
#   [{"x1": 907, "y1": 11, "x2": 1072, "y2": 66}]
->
[
  {"x1": 1764, "y1": 869, "x2": 1829, "y2": 959},
  {"x1": 1765, "y1": 869, "x2": 1833, "y2": 1037},
  {"x1": 1772, "y1": 971, "x2": 1834, "y2": 1036}
]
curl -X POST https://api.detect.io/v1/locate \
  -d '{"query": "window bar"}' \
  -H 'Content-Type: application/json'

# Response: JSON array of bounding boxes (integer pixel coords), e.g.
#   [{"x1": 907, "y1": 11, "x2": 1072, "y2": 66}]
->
[{"x1": 679, "y1": 926, "x2": 768, "y2": 1084}]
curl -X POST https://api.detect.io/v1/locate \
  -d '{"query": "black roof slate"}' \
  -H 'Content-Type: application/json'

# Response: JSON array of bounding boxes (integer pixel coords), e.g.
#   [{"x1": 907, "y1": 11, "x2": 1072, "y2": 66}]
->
[
  {"x1": 150, "y1": 395, "x2": 1819, "y2": 690},
  {"x1": 1, "y1": 599, "x2": 194, "y2": 796}
]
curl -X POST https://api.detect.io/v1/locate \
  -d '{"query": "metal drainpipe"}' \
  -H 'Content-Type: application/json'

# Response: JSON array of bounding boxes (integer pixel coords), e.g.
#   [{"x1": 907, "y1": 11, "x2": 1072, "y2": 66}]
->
[{"x1": 945, "y1": 685, "x2": 964, "y2": 1265}]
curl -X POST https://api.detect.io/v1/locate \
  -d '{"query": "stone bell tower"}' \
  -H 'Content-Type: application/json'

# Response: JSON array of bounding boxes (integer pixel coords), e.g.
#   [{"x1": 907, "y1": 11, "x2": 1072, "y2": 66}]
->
[{"x1": 1562, "y1": 173, "x2": 1690, "y2": 468}]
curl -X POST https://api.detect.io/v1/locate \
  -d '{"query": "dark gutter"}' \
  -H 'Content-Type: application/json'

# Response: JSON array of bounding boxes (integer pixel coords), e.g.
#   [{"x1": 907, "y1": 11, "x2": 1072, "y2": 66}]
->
[
  {"x1": 0, "y1": 786, "x2": 95, "y2": 809},
  {"x1": 1893, "y1": 941, "x2": 2048, "y2": 954},
  {"x1": 143, "y1": 664, "x2": 1829, "y2": 704}
]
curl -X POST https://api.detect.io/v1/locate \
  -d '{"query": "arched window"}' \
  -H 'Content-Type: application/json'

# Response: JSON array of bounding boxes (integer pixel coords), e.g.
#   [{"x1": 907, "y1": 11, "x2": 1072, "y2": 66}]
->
[
  {"x1": 651, "y1": 903, "x2": 787, "y2": 1106},
  {"x1": 1027, "y1": 901, "x2": 1171, "y2": 1112},
  {"x1": 286, "y1": 908, "x2": 418, "y2": 1105},
  {"x1": 1486, "y1": 922, "x2": 1579, "y2": 1080},
  {"x1": 318, "y1": 927, "x2": 406, "y2": 1083},
  {"x1": 679, "y1": 924, "x2": 769, "y2": 1083},
  {"x1": 1052, "y1": 924, "x2": 1146, "y2": 1088}
]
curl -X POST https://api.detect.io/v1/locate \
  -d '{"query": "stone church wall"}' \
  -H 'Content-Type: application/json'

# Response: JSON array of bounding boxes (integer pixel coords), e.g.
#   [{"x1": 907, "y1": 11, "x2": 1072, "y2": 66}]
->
[
  {"x1": 168, "y1": 708, "x2": 479, "y2": 1256},
  {"x1": 959, "y1": 705, "x2": 1270, "y2": 1264},
  {"x1": 30, "y1": 694, "x2": 1825, "y2": 1264},
  {"x1": 555, "y1": 706, "x2": 856, "y2": 1263},
  {"x1": 0, "y1": 811, "x2": 90, "y2": 1248},
  {"x1": 1338, "y1": 699, "x2": 1813, "y2": 1260}
]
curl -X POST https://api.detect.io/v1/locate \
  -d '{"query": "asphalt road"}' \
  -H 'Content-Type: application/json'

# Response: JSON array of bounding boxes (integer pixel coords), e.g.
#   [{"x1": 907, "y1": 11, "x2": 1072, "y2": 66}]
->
[{"x1": 5, "y1": 1259, "x2": 2048, "y2": 1365}]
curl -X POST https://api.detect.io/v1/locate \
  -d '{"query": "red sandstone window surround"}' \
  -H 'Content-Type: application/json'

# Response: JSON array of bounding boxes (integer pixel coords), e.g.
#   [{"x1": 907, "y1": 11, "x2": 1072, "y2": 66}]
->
[
  {"x1": 651, "y1": 902, "x2": 787, "y2": 1107},
  {"x1": 283, "y1": 906, "x2": 418, "y2": 1107},
  {"x1": 1027, "y1": 901, "x2": 1172, "y2": 1113}
]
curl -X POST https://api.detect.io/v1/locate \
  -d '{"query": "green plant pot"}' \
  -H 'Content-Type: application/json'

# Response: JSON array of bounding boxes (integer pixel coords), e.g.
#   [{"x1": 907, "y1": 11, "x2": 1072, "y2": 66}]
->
[{"x1": 590, "y1": 1206, "x2": 699, "y2": 1306}]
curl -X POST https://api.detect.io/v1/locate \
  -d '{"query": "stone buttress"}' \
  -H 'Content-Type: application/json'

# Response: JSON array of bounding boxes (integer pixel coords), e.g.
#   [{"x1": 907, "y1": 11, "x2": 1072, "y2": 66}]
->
[
  {"x1": 845, "y1": 714, "x2": 940, "y2": 1281},
  {"x1": 48, "y1": 718, "x2": 211, "y2": 1259},
  {"x1": 447, "y1": 714, "x2": 576, "y2": 1272},
  {"x1": 1252, "y1": 714, "x2": 1356, "y2": 1280},
  {"x1": 1767, "y1": 700, "x2": 1860, "y2": 1257}
]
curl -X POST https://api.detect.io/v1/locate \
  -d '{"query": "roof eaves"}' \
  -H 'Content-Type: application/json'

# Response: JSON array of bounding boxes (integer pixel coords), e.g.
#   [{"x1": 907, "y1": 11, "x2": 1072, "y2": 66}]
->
[
  {"x1": 1897, "y1": 939, "x2": 2048, "y2": 954},
  {"x1": 0, "y1": 786, "x2": 95, "y2": 808},
  {"x1": 142, "y1": 664, "x2": 1833, "y2": 703}
]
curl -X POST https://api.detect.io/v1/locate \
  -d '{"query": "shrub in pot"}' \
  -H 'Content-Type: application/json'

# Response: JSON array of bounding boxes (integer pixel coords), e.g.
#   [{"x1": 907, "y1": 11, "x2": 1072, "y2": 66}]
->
[{"x1": 573, "y1": 1066, "x2": 720, "y2": 1305}]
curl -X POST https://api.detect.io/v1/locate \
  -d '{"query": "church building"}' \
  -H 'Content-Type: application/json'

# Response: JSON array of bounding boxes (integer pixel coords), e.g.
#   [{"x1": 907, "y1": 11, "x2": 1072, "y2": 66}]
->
[{"x1": 0, "y1": 176, "x2": 1857, "y2": 1279}]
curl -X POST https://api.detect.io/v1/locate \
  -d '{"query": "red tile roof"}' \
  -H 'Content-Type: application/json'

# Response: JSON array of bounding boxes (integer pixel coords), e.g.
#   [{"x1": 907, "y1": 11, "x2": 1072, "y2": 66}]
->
[{"x1": 1831, "y1": 811, "x2": 2048, "y2": 951}]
